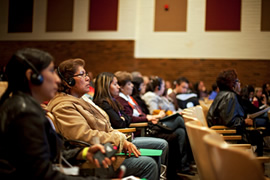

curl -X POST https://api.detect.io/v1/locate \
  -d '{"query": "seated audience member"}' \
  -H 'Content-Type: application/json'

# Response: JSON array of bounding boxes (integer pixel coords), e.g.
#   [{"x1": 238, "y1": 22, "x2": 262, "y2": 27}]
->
[
  {"x1": 168, "y1": 77, "x2": 199, "y2": 110},
  {"x1": 208, "y1": 83, "x2": 219, "y2": 100},
  {"x1": 131, "y1": 76, "x2": 150, "y2": 114},
  {"x1": 253, "y1": 87, "x2": 267, "y2": 108},
  {"x1": 240, "y1": 85, "x2": 270, "y2": 129},
  {"x1": 262, "y1": 83, "x2": 270, "y2": 105},
  {"x1": 46, "y1": 58, "x2": 160, "y2": 180},
  {"x1": 193, "y1": 80, "x2": 208, "y2": 100},
  {"x1": 0, "y1": 48, "x2": 112, "y2": 179},
  {"x1": 141, "y1": 76, "x2": 194, "y2": 175},
  {"x1": 207, "y1": 69, "x2": 264, "y2": 156},
  {"x1": 142, "y1": 76, "x2": 176, "y2": 114},
  {"x1": 93, "y1": 71, "x2": 170, "y2": 179},
  {"x1": 114, "y1": 71, "x2": 165, "y2": 125}
]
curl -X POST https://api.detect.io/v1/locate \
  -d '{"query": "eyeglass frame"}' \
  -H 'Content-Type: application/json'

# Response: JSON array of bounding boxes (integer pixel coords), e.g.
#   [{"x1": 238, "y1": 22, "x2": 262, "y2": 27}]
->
[{"x1": 72, "y1": 72, "x2": 89, "y2": 78}]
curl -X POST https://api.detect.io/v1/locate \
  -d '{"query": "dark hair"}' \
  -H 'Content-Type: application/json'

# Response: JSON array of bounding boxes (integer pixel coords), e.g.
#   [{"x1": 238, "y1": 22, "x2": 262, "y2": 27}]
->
[
  {"x1": 174, "y1": 77, "x2": 189, "y2": 88},
  {"x1": 57, "y1": 58, "x2": 85, "y2": 93},
  {"x1": 146, "y1": 76, "x2": 163, "y2": 92},
  {"x1": 132, "y1": 76, "x2": 144, "y2": 96},
  {"x1": 0, "y1": 48, "x2": 53, "y2": 105},
  {"x1": 262, "y1": 83, "x2": 270, "y2": 94},
  {"x1": 216, "y1": 69, "x2": 238, "y2": 91},
  {"x1": 93, "y1": 72, "x2": 123, "y2": 112},
  {"x1": 240, "y1": 85, "x2": 252, "y2": 99},
  {"x1": 211, "y1": 83, "x2": 218, "y2": 91}
]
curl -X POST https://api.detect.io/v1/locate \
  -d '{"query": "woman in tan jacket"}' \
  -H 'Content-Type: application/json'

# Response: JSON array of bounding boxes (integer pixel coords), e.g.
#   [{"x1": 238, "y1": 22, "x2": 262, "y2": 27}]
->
[{"x1": 47, "y1": 58, "x2": 167, "y2": 180}]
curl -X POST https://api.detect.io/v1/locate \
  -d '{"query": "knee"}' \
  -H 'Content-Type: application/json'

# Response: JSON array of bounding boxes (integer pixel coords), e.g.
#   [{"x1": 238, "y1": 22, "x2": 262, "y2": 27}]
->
[{"x1": 159, "y1": 138, "x2": 169, "y2": 150}]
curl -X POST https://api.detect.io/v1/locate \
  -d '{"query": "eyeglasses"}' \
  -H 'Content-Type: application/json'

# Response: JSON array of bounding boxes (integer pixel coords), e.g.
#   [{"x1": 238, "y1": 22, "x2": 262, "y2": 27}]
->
[{"x1": 72, "y1": 72, "x2": 89, "y2": 78}]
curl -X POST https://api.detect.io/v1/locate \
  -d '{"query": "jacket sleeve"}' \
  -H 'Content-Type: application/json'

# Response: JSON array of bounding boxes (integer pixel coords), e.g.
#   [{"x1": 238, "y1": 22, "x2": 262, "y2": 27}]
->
[
  {"x1": 99, "y1": 101, "x2": 131, "y2": 129},
  {"x1": 116, "y1": 96, "x2": 148, "y2": 123},
  {"x1": 52, "y1": 102, "x2": 126, "y2": 152}
]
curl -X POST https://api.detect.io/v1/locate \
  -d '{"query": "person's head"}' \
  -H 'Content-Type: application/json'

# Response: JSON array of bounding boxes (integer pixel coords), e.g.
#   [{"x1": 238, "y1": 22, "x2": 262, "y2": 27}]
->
[
  {"x1": 143, "y1": 76, "x2": 150, "y2": 86},
  {"x1": 211, "y1": 83, "x2": 219, "y2": 92},
  {"x1": 146, "y1": 76, "x2": 165, "y2": 96},
  {"x1": 131, "y1": 71, "x2": 142, "y2": 78},
  {"x1": 57, "y1": 58, "x2": 90, "y2": 98},
  {"x1": 174, "y1": 77, "x2": 189, "y2": 94},
  {"x1": 241, "y1": 85, "x2": 254, "y2": 101},
  {"x1": 0, "y1": 48, "x2": 60, "y2": 104},
  {"x1": 93, "y1": 72, "x2": 122, "y2": 112},
  {"x1": 216, "y1": 69, "x2": 240, "y2": 93},
  {"x1": 114, "y1": 71, "x2": 134, "y2": 96},
  {"x1": 94, "y1": 72, "x2": 118, "y2": 100},
  {"x1": 132, "y1": 76, "x2": 146, "y2": 96},
  {"x1": 255, "y1": 87, "x2": 263, "y2": 98}
]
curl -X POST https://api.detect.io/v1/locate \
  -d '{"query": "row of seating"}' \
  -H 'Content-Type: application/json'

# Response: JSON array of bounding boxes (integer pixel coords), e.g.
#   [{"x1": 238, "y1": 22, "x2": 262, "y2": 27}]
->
[
  {"x1": 182, "y1": 105, "x2": 270, "y2": 180},
  {"x1": 182, "y1": 105, "x2": 242, "y2": 141}
]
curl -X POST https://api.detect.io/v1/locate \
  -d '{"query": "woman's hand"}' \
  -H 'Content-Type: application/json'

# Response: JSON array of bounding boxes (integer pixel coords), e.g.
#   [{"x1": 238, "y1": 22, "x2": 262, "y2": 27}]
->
[
  {"x1": 123, "y1": 140, "x2": 141, "y2": 157},
  {"x1": 245, "y1": 118, "x2": 253, "y2": 126},
  {"x1": 85, "y1": 144, "x2": 115, "y2": 168},
  {"x1": 157, "y1": 110, "x2": 166, "y2": 118},
  {"x1": 146, "y1": 115, "x2": 159, "y2": 123}
]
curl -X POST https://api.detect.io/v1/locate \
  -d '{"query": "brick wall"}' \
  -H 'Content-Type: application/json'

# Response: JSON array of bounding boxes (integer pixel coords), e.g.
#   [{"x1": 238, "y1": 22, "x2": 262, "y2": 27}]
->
[{"x1": 0, "y1": 40, "x2": 269, "y2": 91}]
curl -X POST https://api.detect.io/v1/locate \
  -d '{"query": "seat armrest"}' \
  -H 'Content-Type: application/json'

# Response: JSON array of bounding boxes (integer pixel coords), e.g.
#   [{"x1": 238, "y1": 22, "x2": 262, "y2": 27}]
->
[
  {"x1": 129, "y1": 123, "x2": 148, "y2": 128},
  {"x1": 256, "y1": 156, "x2": 270, "y2": 164},
  {"x1": 210, "y1": 125, "x2": 232, "y2": 130},
  {"x1": 228, "y1": 144, "x2": 251, "y2": 149},
  {"x1": 117, "y1": 128, "x2": 136, "y2": 133}
]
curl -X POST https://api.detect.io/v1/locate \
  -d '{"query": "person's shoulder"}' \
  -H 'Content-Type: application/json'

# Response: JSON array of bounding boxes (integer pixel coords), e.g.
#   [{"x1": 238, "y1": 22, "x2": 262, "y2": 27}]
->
[
  {"x1": 219, "y1": 91, "x2": 237, "y2": 98},
  {"x1": 143, "y1": 91, "x2": 155, "y2": 98},
  {"x1": 47, "y1": 93, "x2": 81, "y2": 111},
  {"x1": 115, "y1": 95, "x2": 126, "y2": 102},
  {"x1": 168, "y1": 91, "x2": 175, "y2": 98},
  {"x1": 5, "y1": 92, "x2": 39, "y2": 111}
]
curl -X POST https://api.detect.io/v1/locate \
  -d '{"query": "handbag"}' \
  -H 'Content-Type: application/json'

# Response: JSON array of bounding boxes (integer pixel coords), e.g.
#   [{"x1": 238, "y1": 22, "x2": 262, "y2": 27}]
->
[{"x1": 146, "y1": 122, "x2": 173, "y2": 135}]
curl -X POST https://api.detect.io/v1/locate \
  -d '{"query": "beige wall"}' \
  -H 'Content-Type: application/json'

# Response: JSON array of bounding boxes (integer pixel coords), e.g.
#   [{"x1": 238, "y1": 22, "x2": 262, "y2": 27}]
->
[{"x1": 0, "y1": 0, "x2": 269, "y2": 60}]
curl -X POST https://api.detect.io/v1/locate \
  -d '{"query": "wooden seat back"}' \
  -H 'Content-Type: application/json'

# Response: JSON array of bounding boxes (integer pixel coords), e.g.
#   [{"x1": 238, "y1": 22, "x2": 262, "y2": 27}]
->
[
  {"x1": 203, "y1": 133, "x2": 265, "y2": 180},
  {"x1": 185, "y1": 120, "x2": 218, "y2": 180}
]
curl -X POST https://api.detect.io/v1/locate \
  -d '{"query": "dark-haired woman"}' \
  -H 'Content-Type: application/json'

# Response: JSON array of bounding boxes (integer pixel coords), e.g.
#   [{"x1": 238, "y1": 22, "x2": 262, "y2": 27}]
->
[
  {"x1": 207, "y1": 69, "x2": 264, "y2": 156},
  {"x1": 0, "y1": 48, "x2": 111, "y2": 180}
]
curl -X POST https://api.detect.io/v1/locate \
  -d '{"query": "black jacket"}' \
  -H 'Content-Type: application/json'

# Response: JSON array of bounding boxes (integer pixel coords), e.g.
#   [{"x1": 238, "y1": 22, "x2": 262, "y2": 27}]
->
[
  {"x1": 96, "y1": 100, "x2": 131, "y2": 129},
  {"x1": 0, "y1": 91, "x2": 98, "y2": 180},
  {"x1": 207, "y1": 90, "x2": 245, "y2": 128}
]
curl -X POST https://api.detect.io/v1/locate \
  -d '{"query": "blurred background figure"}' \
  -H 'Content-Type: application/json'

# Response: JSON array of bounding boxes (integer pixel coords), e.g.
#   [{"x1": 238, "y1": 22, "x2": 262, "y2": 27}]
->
[{"x1": 208, "y1": 83, "x2": 219, "y2": 100}]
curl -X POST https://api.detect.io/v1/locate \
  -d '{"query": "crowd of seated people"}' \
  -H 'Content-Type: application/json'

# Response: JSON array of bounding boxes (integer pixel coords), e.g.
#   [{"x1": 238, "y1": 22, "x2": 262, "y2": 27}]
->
[
  {"x1": 46, "y1": 58, "x2": 168, "y2": 180},
  {"x1": 1, "y1": 48, "x2": 270, "y2": 180}
]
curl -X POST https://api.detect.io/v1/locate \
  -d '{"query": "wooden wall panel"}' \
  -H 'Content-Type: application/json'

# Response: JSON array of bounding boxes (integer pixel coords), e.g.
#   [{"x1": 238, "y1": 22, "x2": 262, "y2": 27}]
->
[
  {"x1": 0, "y1": 40, "x2": 269, "y2": 91},
  {"x1": 154, "y1": 0, "x2": 187, "y2": 31},
  {"x1": 89, "y1": 0, "x2": 118, "y2": 31},
  {"x1": 261, "y1": 0, "x2": 270, "y2": 31},
  {"x1": 46, "y1": 0, "x2": 74, "y2": 32},
  {"x1": 205, "y1": 0, "x2": 241, "y2": 31},
  {"x1": 8, "y1": 0, "x2": 33, "y2": 32}
]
